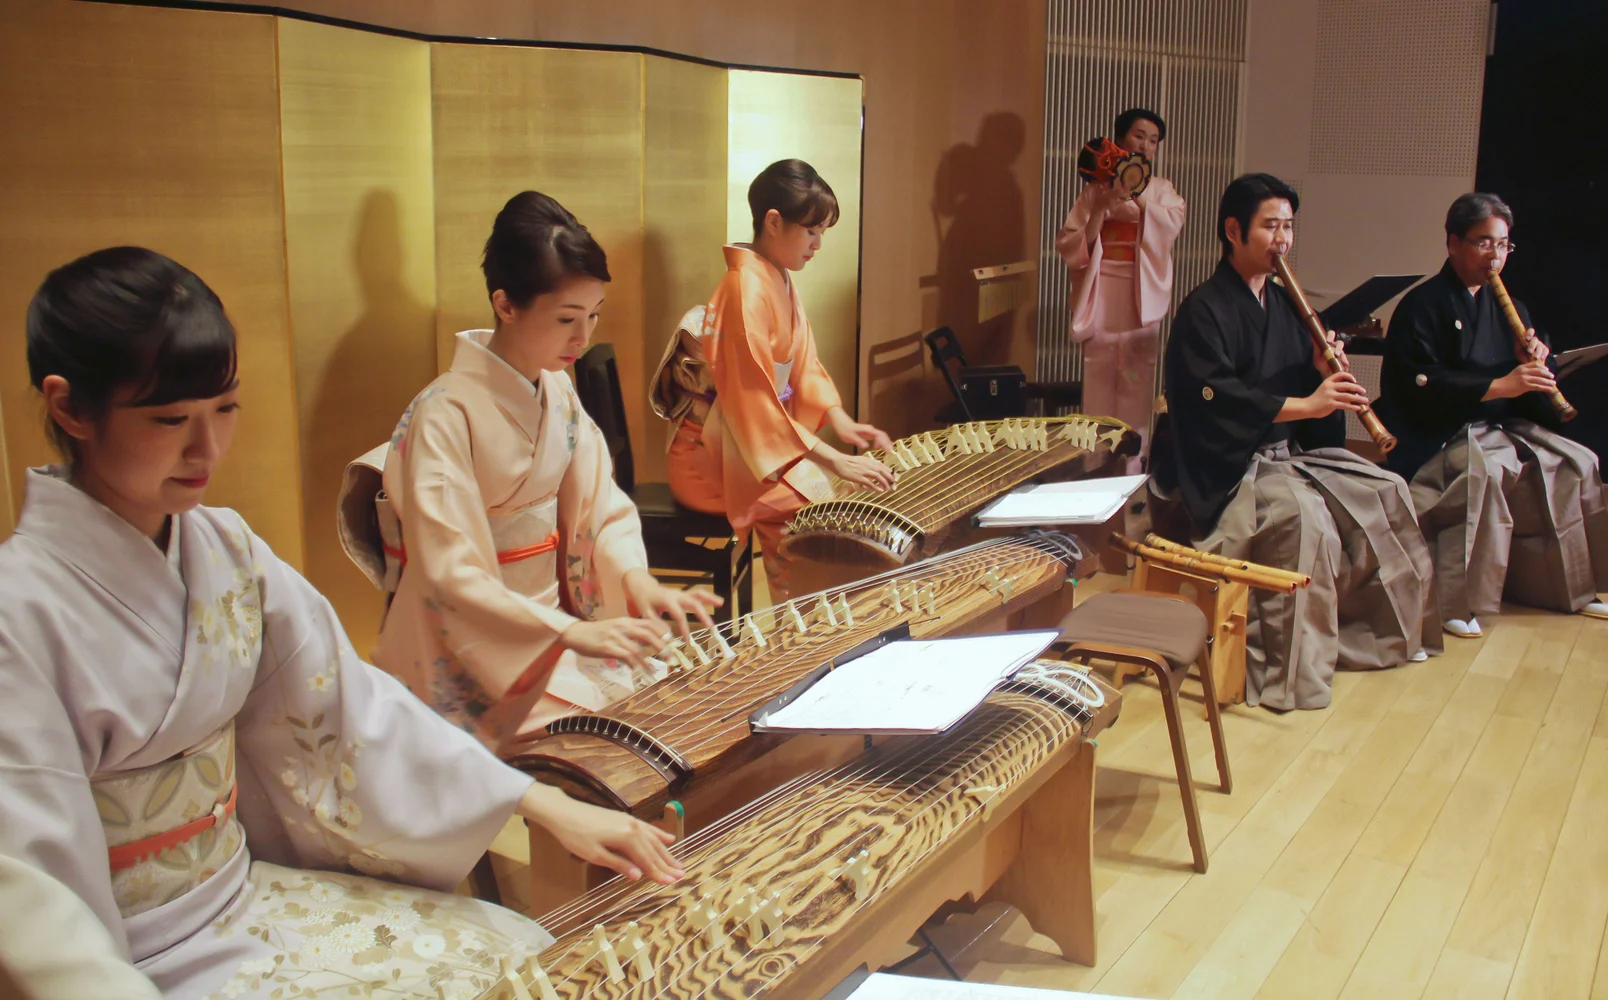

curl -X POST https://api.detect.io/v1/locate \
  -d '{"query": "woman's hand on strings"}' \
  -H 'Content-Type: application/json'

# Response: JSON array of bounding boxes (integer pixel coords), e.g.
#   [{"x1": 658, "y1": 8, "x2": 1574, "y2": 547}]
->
[
  {"x1": 812, "y1": 444, "x2": 897, "y2": 491},
  {"x1": 559, "y1": 616, "x2": 669, "y2": 669},
  {"x1": 622, "y1": 567, "x2": 721, "y2": 643},
  {"x1": 518, "y1": 783, "x2": 684, "y2": 885},
  {"x1": 826, "y1": 407, "x2": 895, "y2": 452}
]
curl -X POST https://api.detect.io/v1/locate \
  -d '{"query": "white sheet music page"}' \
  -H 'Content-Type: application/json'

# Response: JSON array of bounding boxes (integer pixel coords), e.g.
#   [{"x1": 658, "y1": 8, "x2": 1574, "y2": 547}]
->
[
  {"x1": 846, "y1": 972, "x2": 1141, "y2": 998},
  {"x1": 760, "y1": 631, "x2": 1059, "y2": 734},
  {"x1": 976, "y1": 474, "x2": 1147, "y2": 527}
]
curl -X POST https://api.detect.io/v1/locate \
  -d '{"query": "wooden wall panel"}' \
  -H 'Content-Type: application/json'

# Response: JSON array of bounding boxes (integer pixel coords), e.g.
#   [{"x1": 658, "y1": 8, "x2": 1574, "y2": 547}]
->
[
  {"x1": 430, "y1": 44, "x2": 647, "y2": 460},
  {"x1": 641, "y1": 56, "x2": 729, "y2": 480},
  {"x1": 727, "y1": 71, "x2": 865, "y2": 416},
  {"x1": 278, "y1": 17, "x2": 437, "y2": 653},
  {"x1": 0, "y1": 0, "x2": 302, "y2": 560}
]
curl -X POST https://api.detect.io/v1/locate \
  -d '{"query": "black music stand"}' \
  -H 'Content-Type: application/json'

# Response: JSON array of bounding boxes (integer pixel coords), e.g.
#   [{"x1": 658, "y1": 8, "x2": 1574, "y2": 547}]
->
[
  {"x1": 1318, "y1": 273, "x2": 1424, "y2": 331},
  {"x1": 1557, "y1": 342, "x2": 1608, "y2": 380}
]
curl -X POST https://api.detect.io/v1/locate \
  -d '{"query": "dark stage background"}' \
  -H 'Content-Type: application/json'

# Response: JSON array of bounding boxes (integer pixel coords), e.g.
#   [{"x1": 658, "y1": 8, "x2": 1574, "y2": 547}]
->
[{"x1": 1477, "y1": 0, "x2": 1608, "y2": 459}]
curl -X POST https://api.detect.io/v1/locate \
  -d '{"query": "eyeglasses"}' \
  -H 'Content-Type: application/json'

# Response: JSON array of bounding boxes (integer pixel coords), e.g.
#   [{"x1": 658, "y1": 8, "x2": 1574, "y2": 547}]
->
[{"x1": 1462, "y1": 237, "x2": 1516, "y2": 254}]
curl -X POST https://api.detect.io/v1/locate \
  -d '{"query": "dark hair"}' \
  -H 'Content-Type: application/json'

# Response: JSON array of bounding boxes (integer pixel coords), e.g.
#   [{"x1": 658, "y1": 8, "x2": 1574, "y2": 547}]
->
[
  {"x1": 1445, "y1": 192, "x2": 1513, "y2": 239},
  {"x1": 748, "y1": 159, "x2": 840, "y2": 240},
  {"x1": 1114, "y1": 107, "x2": 1166, "y2": 143},
  {"x1": 482, "y1": 191, "x2": 611, "y2": 308},
  {"x1": 26, "y1": 246, "x2": 238, "y2": 457},
  {"x1": 1217, "y1": 172, "x2": 1300, "y2": 258}
]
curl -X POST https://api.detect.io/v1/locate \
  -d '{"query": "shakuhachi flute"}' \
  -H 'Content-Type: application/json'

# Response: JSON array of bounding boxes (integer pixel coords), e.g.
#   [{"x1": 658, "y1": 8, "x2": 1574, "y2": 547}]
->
[
  {"x1": 1110, "y1": 533, "x2": 1311, "y2": 594},
  {"x1": 1486, "y1": 268, "x2": 1577, "y2": 422},
  {"x1": 1140, "y1": 533, "x2": 1311, "y2": 588},
  {"x1": 1271, "y1": 253, "x2": 1398, "y2": 453}
]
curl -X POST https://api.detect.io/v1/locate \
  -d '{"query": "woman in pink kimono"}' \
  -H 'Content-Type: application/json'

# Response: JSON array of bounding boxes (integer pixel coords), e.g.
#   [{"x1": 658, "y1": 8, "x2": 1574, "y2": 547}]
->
[
  {"x1": 1055, "y1": 107, "x2": 1187, "y2": 474},
  {"x1": 0, "y1": 247, "x2": 681, "y2": 1000},
  {"x1": 349, "y1": 192, "x2": 721, "y2": 754},
  {"x1": 662, "y1": 159, "x2": 896, "y2": 600}
]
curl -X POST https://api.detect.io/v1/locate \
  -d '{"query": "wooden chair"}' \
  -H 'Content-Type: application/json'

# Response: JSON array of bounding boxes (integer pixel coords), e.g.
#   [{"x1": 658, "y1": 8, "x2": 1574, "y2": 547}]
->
[
  {"x1": 572, "y1": 343, "x2": 752, "y2": 621},
  {"x1": 1052, "y1": 590, "x2": 1231, "y2": 873}
]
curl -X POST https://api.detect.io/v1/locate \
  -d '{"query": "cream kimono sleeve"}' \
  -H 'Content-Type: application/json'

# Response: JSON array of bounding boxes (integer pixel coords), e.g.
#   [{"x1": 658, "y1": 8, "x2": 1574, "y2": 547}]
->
[
  {"x1": 0, "y1": 854, "x2": 162, "y2": 1000},
  {"x1": 396, "y1": 397, "x2": 581, "y2": 701},
  {"x1": 554, "y1": 382, "x2": 650, "y2": 621},
  {"x1": 230, "y1": 518, "x2": 534, "y2": 891}
]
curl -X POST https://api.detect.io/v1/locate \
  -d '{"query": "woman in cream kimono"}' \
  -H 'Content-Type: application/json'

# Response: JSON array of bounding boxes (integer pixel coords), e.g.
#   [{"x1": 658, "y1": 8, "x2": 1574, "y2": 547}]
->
[
  {"x1": 1056, "y1": 107, "x2": 1187, "y2": 474},
  {"x1": 346, "y1": 192, "x2": 721, "y2": 754},
  {"x1": 1, "y1": 247, "x2": 681, "y2": 1000},
  {"x1": 661, "y1": 159, "x2": 897, "y2": 600}
]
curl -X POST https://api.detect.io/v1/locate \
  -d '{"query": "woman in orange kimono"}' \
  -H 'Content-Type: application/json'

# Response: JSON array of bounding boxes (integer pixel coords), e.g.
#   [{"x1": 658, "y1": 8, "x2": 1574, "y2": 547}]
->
[
  {"x1": 1055, "y1": 107, "x2": 1186, "y2": 474},
  {"x1": 663, "y1": 159, "x2": 896, "y2": 600},
  {"x1": 343, "y1": 192, "x2": 720, "y2": 756}
]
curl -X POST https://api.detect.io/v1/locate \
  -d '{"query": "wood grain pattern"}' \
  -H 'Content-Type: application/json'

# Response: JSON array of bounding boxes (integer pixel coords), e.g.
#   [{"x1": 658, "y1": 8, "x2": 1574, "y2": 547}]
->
[
  {"x1": 780, "y1": 416, "x2": 1135, "y2": 568},
  {"x1": 506, "y1": 533, "x2": 1084, "y2": 818},
  {"x1": 487, "y1": 672, "x2": 1119, "y2": 1000}
]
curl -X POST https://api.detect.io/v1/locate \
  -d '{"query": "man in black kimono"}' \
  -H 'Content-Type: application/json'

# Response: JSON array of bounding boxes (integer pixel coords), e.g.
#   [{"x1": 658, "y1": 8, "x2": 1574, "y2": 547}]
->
[
  {"x1": 1157, "y1": 173, "x2": 1435, "y2": 711},
  {"x1": 1376, "y1": 192, "x2": 1608, "y2": 637}
]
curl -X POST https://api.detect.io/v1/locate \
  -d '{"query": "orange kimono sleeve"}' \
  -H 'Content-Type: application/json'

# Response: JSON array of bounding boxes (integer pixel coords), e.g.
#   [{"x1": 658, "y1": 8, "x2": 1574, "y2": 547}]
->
[{"x1": 712, "y1": 271, "x2": 823, "y2": 481}]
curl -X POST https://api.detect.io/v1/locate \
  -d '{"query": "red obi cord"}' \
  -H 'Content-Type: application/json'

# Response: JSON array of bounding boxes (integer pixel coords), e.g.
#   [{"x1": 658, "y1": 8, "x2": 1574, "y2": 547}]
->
[
  {"x1": 383, "y1": 530, "x2": 561, "y2": 568},
  {"x1": 107, "y1": 783, "x2": 238, "y2": 872}
]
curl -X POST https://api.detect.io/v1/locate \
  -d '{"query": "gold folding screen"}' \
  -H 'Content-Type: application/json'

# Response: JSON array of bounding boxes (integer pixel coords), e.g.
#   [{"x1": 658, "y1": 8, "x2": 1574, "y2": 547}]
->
[
  {"x1": 1034, "y1": 0, "x2": 1248, "y2": 394},
  {"x1": 0, "y1": 0, "x2": 862, "y2": 653}
]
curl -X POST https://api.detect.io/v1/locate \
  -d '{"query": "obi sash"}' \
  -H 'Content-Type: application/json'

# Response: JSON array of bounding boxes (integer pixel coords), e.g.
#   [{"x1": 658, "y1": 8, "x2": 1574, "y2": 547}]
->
[
  {"x1": 91, "y1": 723, "x2": 243, "y2": 918},
  {"x1": 1100, "y1": 219, "x2": 1140, "y2": 263}
]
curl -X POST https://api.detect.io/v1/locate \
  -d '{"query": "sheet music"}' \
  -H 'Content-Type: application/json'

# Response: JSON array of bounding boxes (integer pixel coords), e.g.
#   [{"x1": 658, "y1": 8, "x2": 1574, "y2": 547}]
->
[
  {"x1": 976, "y1": 474, "x2": 1147, "y2": 527},
  {"x1": 759, "y1": 632, "x2": 1059, "y2": 734},
  {"x1": 846, "y1": 972, "x2": 1142, "y2": 999}
]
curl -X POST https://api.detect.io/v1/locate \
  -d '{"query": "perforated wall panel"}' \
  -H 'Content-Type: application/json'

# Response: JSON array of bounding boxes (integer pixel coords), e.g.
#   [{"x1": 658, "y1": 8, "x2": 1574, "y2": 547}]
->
[{"x1": 1309, "y1": 0, "x2": 1488, "y2": 177}]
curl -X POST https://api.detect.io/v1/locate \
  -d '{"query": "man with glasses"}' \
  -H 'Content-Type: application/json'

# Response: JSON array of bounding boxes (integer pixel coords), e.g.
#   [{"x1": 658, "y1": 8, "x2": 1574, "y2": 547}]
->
[{"x1": 1377, "y1": 192, "x2": 1608, "y2": 638}]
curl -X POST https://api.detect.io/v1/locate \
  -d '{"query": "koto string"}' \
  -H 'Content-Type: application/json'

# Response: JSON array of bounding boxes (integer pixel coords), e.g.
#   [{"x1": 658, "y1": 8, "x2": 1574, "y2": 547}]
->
[
  {"x1": 639, "y1": 539, "x2": 1068, "y2": 756},
  {"x1": 522, "y1": 680, "x2": 1098, "y2": 996},
  {"x1": 609, "y1": 536, "x2": 1043, "y2": 742},
  {"x1": 530, "y1": 697, "x2": 1081, "y2": 996},
  {"x1": 533, "y1": 691, "x2": 1093, "y2": 999},
  {"x1": 608, "y1": 535, "x2": 1069, "y2": 746}
]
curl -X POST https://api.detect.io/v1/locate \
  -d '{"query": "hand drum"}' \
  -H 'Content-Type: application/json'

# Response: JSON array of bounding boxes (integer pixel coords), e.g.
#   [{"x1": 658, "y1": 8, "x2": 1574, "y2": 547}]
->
[{"x1": 1077, "y1": 136, "x2": 1151, "y2": 199}]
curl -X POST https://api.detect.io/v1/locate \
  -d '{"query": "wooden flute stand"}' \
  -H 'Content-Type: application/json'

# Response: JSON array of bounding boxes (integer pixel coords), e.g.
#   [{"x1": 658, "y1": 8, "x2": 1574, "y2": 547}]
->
[{"x1": 1110, "y1": 533, "x2": 1311, "y2": 709}]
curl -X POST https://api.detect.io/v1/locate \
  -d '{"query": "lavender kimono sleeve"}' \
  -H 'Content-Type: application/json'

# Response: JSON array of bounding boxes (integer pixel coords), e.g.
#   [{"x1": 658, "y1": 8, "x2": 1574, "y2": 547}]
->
[{"x1": 231, "y1": 523, "x2": 534, "y2": 893}]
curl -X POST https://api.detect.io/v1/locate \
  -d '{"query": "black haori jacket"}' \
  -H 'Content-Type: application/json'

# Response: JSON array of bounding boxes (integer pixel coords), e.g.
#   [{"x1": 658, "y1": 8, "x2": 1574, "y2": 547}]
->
[
  {"x1": 1374, "y1": 260, "x2": 1559, "y2": 482},
  {"x1": 1158, "y1": 260, "x2": 1344, "y2": 535}
]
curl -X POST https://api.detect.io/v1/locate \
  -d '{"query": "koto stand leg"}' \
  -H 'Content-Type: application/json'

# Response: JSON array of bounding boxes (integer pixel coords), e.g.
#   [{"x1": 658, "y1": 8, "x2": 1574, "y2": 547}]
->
[{"x1": 981, "y1": 740, "x2": 1098, "y2": 966}]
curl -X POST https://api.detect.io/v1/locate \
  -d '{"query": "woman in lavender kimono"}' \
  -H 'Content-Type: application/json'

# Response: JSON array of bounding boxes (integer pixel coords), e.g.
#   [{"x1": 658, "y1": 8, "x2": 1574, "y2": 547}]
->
[{"x1": 0, "y1": 247, "x2": 681, "y2": 1000}]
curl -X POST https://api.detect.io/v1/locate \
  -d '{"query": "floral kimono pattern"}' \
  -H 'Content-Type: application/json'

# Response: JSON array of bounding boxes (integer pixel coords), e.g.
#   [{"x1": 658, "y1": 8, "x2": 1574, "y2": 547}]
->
[
  {"x1": 354, "y1": 330, "x2": 657, "y2": 756},
  {"x1": 0, "y1": 468, "x2": 547, "y2": 999}
]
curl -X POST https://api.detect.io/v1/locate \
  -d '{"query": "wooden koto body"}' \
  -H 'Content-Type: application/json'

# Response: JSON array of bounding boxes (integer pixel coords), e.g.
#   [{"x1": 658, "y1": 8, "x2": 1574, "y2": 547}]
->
[
  {"x1": 478, "y1": 667, "x2": 1122, "y2": 1000},
  {"x1": 780, "y1": 416, "x2": 1135, "y2": 570},
  {"x1": 505, "y1": 532, "x2": 1089, "y2": 821}
]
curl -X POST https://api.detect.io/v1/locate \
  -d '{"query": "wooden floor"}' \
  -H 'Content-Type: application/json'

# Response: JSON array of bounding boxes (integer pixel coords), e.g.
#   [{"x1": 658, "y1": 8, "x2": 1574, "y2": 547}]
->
[{"x1": 487, "y1": 573, "x2": 1608, "y2": 999}]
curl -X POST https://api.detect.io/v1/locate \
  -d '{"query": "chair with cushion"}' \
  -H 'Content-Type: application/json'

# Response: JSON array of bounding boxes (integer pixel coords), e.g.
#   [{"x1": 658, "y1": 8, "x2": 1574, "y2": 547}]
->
[
  {"x1": 1052, "y1": 590, "x2": 1231, "y2": 873},
  {"x1": 922, "y1": 326, "x2": 1083, "y2": 424},
  {"x1": 571, "y1": 343, "x2": 752, "y2": 621}
]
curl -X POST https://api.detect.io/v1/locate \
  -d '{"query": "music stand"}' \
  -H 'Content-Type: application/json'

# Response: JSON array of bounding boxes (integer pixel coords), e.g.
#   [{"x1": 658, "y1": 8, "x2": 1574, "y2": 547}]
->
[
  {"x1": 1318, "y1": 273, "x2": 1424, "y2": 332},
  {"x1": 1556, "y1": 342, "x2": 1608, "y2": 381}
]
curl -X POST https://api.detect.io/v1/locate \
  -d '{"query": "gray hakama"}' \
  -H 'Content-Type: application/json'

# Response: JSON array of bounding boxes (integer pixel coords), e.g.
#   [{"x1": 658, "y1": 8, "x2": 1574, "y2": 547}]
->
[
  {"x1": 1410, "y1": 419, "x2": 1608, "y2": 620},
  {"x1": 1197, "y1": 442, "x2": 1437, "y2": 710}
]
